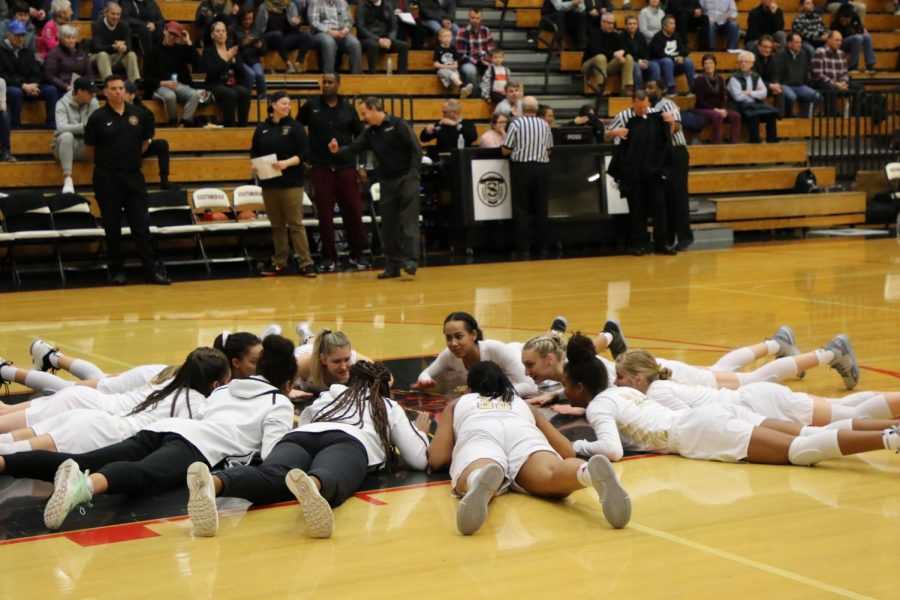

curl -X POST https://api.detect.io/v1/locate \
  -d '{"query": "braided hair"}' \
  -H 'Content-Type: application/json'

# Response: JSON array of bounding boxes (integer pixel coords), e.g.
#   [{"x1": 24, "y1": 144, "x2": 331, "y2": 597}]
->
[{"x1": 311, "y1": 361, "x2": 402, "y2": 470}]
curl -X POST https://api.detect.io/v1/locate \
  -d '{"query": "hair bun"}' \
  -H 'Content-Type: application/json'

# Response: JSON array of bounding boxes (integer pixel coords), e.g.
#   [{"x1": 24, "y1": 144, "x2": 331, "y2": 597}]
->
[{"x1": 566, "y1": 333, "x2": 597, "y2": 364}]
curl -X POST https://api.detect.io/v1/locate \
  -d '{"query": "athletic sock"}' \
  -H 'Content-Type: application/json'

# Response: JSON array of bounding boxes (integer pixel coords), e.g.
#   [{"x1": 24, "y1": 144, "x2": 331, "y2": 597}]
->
[
  {"x1": 23, "y1": 371, "x2": 72, "y2": 393},
  {"x1": 67, "y1": 359, "x2": 104, "y2": 381},
  {"x1": 815, "y1": 349, "x2": 836, "y2": 366},
  {"x1": 832, "y1": 391, "x2": 881, "y2": 407},
  {"x1": 466, "y1": 468, "x2": 484, "y2": 492},
  {"x1": 736, "y1": 356, "x2": 798, "y2": 385},
  {"x1": 835, "y1": 395, "x2": 894, "y2": 420},
  {"x1": 800, "y1": 419, "x2": 853, "y2": 436},
  {"x1": 0, "y1": 433, "x2": 13, "y2": 443},
  {"x1": 0, "y1": 440, "x2": 32, "y2": 454},
  {"x1": 0, "y1": 365, "x2": 16, "y2": 383},
  {"x1": 788, "y1": 430, "x2": 843, "y2": 466},
  {"x1": 711, "y1": 347, "x2": 757, "y2": 372},
  {"x1": 763, "y1": 340, "x2": 780, "y2": 355},
  {"x1": 576, "y1": 462, "x2": 592, "y2": 488}
]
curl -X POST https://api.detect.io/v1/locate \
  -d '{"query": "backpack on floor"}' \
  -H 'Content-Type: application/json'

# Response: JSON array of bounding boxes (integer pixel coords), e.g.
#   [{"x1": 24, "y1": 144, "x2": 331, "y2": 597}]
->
[{"x1": 793, "y1": 169, "x2": 819, "y2": 193}]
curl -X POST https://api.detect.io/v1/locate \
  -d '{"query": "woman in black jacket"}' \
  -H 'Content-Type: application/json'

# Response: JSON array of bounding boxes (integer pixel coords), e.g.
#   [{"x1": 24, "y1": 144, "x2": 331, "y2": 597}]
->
[{"x1": 203, "y1": 19, "x2": 251, "y2": 126}]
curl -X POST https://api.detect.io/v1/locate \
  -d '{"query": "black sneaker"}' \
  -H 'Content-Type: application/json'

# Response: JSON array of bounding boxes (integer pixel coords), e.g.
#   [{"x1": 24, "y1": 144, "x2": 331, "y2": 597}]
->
[
  {"x1": 317, "y1": 260, "x2": 336, "y2": 274},
  {"x1": 377, "y1": 269, "x2": 401, "y2": 279},
  {"x1": 603, "y1": 320, "x2": 628, "y2": 359},
  {"x1": 402, "y1": 262, "x2": 417, "y2": 277},
  {"x1": 347, "y1": 257, "x2": 370, "y2": 271},
  {"x1": 550, "y1": 316, "x2": 568, "y2": 335},
  {"x1": 0, "y1": 149, "x2": 16, "y2": 162},
  {"x1": 298, "y1": 264, "x2": 317, "y2": 278},
  {"x1": 146, "y1": 270, "x2": 171, "y2": 285}
]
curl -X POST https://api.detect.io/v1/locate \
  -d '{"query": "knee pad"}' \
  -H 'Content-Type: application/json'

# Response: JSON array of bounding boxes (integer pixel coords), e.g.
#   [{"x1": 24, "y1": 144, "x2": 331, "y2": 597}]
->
[{"x1": 788, "y1": 430, "x2": 841, "y2": 466}]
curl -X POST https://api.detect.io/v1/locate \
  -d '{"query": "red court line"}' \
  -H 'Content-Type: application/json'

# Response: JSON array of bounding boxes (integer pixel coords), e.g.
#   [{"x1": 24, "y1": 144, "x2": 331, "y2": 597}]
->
[{"x1": 65, "y1": 523, "x2": 160, "y2": 547}]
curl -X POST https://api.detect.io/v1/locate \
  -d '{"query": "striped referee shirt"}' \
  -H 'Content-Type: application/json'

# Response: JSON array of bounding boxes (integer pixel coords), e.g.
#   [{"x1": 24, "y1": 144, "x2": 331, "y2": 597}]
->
[
  {"x1": 607, "y1": 101, "x2": 686, "y2": 146},
  {"x1": 503, "y1": 115, "x2": 553, "y2": 163}
]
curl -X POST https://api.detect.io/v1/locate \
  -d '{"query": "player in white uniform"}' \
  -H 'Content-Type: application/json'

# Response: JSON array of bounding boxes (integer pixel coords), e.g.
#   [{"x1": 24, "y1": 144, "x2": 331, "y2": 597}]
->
[
  {"x1": 561, "y1": 334, "x2": 900, "y2": 466},
  {"x1": 212, "y1": 331, "x2": 263, "y2": 379},
  {"x1": 293, "y1": 329, "x2": 366, "y2": 392},
  {"x1": 0, "y1": 335, "x2": 298, "y2": 530},
  {"x1": 185, "y1": 361, "x2": 431, "y2": 539},
  {"x1": 617, "y1": 350, "x2": 900, "y2": 427},
  {"x1": 427, "y1": 361, "x2": 631, "y2": 536},
  {"x1": 416, "y1": 312, "x2": 538, "y2": 398},
  {"x1": 0, "y1": 348, "x2": 229, "y2": 455}
]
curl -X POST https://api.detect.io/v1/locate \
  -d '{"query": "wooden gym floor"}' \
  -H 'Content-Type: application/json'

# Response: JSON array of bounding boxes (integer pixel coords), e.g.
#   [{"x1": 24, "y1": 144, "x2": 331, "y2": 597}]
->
[{"x1": 1, "y1": 237, "x2": 899, "y2": 599}]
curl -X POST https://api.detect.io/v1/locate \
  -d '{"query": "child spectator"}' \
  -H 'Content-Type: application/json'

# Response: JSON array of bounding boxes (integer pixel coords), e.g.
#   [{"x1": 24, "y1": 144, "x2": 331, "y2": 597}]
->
[
  {"x1": 480, "y1": 48, "x2": 511, "y2": 104},
  {"x1": 433, "y1": 27, "x2": 472, "y2": 98}
]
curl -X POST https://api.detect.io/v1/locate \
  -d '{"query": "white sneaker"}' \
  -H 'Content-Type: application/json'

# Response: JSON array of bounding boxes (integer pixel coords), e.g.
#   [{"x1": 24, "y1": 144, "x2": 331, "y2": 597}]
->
[
  {"x1": 44, "y1": 459, "x2": 93, "y2": 530},
  {"x1": 29, "y1": 339, "x2": 57, "y2": 372},
  {"x1": 883, "y1": 426, "x2": 900, "y2": 452},
  {"x1": 460, "y1": 84, "x2": 474, "y2": 99},
  {"x1": 456, "y1": 463, "x2": 504, "y2": 536},
  {"x1": 62, "y1": 177, "x2": 75, "y2": 195},
  {"x1": 260, "y1": 323, "x2": 283, "y2": 339},
  {"x1": 186, "y1": 462, "x2": 219, "y2": 537},
  {"x1": 285, "y1": 469, "x2": 334, "y2": 538},
  {"x1": 587, "y1": 455, "x2": 631, "y2": 529}
]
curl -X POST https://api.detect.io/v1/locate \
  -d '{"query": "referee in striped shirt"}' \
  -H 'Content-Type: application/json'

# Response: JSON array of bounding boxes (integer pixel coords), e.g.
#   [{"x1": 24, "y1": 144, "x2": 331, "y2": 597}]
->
[
  {"x1": 646, "y1": 80, "x2": 692, "y2": 252},
  {"x1": 502, "y1": 96, "x2": 554, "y2": 259}
]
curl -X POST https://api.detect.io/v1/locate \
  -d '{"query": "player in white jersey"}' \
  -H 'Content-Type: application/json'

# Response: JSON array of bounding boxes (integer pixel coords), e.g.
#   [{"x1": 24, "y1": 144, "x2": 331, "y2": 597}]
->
[
  {"x1": 0, "y1": 334, "x2": 298, "y2": 530},
  {"x1": 427, "y1": 361, "x2": 631, "y2": 536},
  {"x1": 293, "y1": 329, "x2": 368, "y2": 392},
  {"x1": 212, "y1": 331, "x2": 263, "y2": 379},
  {"x1": 0, "y1": 348, "x2": 228, "y2": 455},
  {"x1": 185, "y1": 361, "x2": 431, "y2": 539},
  {"x1": 416, "y1": 311, "x2": 538, "y2": 397},
  {"x1": 618, "y1": 350, "x2": 900, "y2": 426},
  {"x1": 561, "y1": 334, "x2": 900, "y2": 466}
]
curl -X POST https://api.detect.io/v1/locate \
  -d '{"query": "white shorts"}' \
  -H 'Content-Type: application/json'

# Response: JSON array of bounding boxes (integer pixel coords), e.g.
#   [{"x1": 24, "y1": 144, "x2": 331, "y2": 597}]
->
[
  {"x1": 669, "y1": 403, "x2": 766, "y2": 463},
  {"x1": 97, "y1": 365, "x2": 166, "y2": 394},
  {"x1": 450, "y1": 418, "x2": 559, "y2": 492},
  {"x1": 736, "y1": 382, "x2": 814, "y2": 425},
  {"x1": 25, "y1": 387, "x2": 136, "y2": 427},
  {"x1": 30, "y1": 409, "x2": 136, "y2": 454},
  {"x1": 663, "y1": 360, "x2": 718, "y2": 388}
]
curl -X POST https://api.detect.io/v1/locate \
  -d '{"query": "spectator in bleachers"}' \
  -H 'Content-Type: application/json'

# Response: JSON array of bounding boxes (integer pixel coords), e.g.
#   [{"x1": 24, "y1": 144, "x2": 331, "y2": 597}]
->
[
  {"x1": 727, "y1": 50, "x2": 778, "y2": 143},
  {"x1": 811, "y1": 29, "x2": 850, "y2": 112},
  {"x1": 752, "y1": 34, "x2": 781, "y2": 106},
  {"x1": 23, "y1": 0, "x2": 47, "y2": 28},
  {"x1": 622, "y1": 15, "x2": 660, "y2": 89},
  {"x1": 0, "y1": 77, "x2": 16, "y2": 160},
  {"x1": 666, "y1": 0, "x2": 708, "y2": 51},
  {"x1": 832, "y1": 4, "x2": 875, "y2": 73},
  {"x1": 775, "y1": 32, "x2": 820, "y2": 117},
  {"x1": 0, "y1": 3, "x2": 36, "y2": 52},
  {"x1": 477, "y1": 111, "x2": 507, "y2": 148},
  {"x1": 433, "y1": 27, "x2": 473, "y2": 97},
  {"x1": 538, "y1": 103, "x2": 556, "y2": 127},
  {"x1": 255, "y1": 0, "x2": 311, "y2": 74},
  {"x1": 143, "y1": 21, "x2": 200, "y2": 127},
  {"x1": 701, "y1": 0, "x2": 738, "y2": 51},
  {"x1": 745, "y1": 0, "x2": 785, "y2": 52},
  {"x1": 91, "y1": 2, "x2": 141, "y2": 82},
  {"x1": 357, "y1": 0, "x2": 410, "y2": 75},
  {"x1": 650, "y1": 15, "x2": 695, "y2": 95},
  {"x1": 415, "y1": 0, "x2": 457, "y2": 40},
  {"x1": 123, "y1": 80, "x2": 171, "y2": 188},
  {"x1": 195, "y1": 0, "x2": 239, "y2": 42},
  {"x1": 37, "y1": 0, "x2": 72, "y2": 62},
  {"x1": 120, "y1": 0, "x2": 164, "y2": 56},
  {"x1": 792, "y1": 0, "x2": 828, "y2": 59},
  {"x1": 587, "y1": 0, "x2": 611, "y2": 18},
  {"x1": 542, "y1": 0, "x2": 587, "y2": 50},
  {"x1": 582, "y1": 11, "x2": 634, "y2": 96},
  {"x1": 572, "y1": 103, "x2": 603, "y2": 141},
  {"x1": 691, "y1": 53, "x2": 741, "y2": 143},
  {"x1": 298, "y1": 72, "x2": 370, "y2": 272},
  {"x1": 204, "y1": 19, "x2": 250, "y2": 126},
  {"x1": 45, "y1": 25, "x2": 93, "y2": 95},
  {"x1": 457, "y1": 8, "x2": 493, "y2": 96},
  {"x1": 480, "y1": 48, "x2": 511, "y2": 104},
  {"x1": 639, "y1": 0, "x2": 665, "y2": 43},
  {"x1": 235, "y1": 9, "x2": 266, "y2": 99},
  {"x1": 53, "y1": 76, "x2": 97, "y2": 194},
  {"x1": 493, "y1": 79, "x2": 522, "y2": 118},
  {"x1": 419, "y1": 98, "x2": 477, "y2": 151},
  {"x1": 309, "y1": 0, "x2": 362, "y2": 73},
  {"x1": 1, "y1": 20, "x2": 58, "y2": 127},
  {"x1": 826, "y1": 0, "x2": 866, "y2": 20}
]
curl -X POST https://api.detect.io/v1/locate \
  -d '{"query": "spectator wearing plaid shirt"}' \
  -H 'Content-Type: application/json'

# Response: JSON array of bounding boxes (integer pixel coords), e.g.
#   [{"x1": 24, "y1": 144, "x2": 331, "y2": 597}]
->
[
  {"x1": 456, "y1": 8, "x2": 494, "y2": 96},
  {"x1": 811, "y1": 30, "x2": 849, "y2": 92},
  {"x1": 309, "y1": 0, "x2": 362, "y2": 73},
  {"x1": 792, "y1": 0, "x2": 827, "y2": 59}
]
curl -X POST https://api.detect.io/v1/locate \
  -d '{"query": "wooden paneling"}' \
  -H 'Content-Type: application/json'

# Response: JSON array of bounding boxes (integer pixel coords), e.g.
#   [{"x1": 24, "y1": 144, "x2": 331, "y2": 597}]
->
[
  {"x1": 689, "y1": 165, "x2": 835, "y2": 194},
  {"x1": 10, "y1": 128, "x2": 255, "y2": 156}
]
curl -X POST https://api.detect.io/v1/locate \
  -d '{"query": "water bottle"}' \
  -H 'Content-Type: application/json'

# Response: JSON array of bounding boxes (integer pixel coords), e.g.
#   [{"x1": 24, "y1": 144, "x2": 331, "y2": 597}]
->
[
  {"x1": 172, "y1": 73, "x2": 178, "y2": 84},
  {"x1": 386, "y1": 57, "x2": 393, "y2": 76}
]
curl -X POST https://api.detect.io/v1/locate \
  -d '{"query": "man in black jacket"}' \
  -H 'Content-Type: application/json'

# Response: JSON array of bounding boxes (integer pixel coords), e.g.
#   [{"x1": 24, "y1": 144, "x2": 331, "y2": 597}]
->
[
  {"x1": 622, "y1": 15, "x2": 661, "y2": 88},
  {"x1": 121, "y1": 0, "x2": 164, "y2": 56},
  {"x1": 649, "y1": 16, "x2": 695, "y2": 95},
  {"x1": 418, "y1": 98, "x2": 477, "y2": 153},
  {"x1": 752, "y1": 34, "x2": 784, "y2": 113},
  {"x1": 746, "y1": 0, "x2": 785, "y2": 51},
  {"x1": 666, "y1": 0, "x2": 708, "y2": 51},
  {"x1": 0, "y1": 20, "x2": 57, "y2": 127},
  {"x1": 90, "y1": 2, "x2": 140, "y2": 81},
  {"x1": 356, "y1": 0, "x2": 409, "y2": 74},
  {"x1": 143, "y1": 21, "x2": 200, "y2": 126},
  {"x1": 581, "y1": 12, "x2": 634, "y2": 96}
]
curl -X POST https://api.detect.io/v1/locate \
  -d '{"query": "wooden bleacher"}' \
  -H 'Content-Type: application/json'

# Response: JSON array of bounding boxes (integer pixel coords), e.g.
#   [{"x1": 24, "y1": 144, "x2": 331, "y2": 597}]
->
[{"x1": 706, "y1": 191, "x2": 867, "y2": 230}]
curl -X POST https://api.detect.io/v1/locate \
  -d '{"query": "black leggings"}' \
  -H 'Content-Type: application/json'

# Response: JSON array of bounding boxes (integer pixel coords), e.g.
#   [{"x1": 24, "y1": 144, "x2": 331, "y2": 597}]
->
[
  {"x1": 2, "y1": 431, "x2": 207, "y2": 496},
  {"x1": 144, "y1": 138, "x2": 170, "y2": 179},
  {"x1": 217, "y1": 430, "x2": 369, "y2": 508},
  {"x1": 211, "y1": 84, "x2": 251, "y2": 126}
]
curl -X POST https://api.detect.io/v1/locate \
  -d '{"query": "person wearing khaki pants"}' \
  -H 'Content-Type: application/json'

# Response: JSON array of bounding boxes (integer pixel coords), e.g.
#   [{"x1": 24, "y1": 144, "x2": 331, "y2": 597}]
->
[
  {"x1": 90, "y1": 2, "x2": 141, "y2": 81},
  {"x1": 251, "y1": 92, "x2": 317, "y2": 277},
  {"x1": 581, "y1": 13, "x2": 635, "y2": 95}
]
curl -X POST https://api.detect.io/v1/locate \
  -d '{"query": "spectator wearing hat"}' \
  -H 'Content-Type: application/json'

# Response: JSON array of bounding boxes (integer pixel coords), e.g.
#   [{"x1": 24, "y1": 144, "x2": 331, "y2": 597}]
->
[
  {"x1": 91, "y1": 2, "x2": 141, "y2": 82},
  {"x1": 44, "y1": 24, "x2": 93, "y2": 95},
  {"x1": 1, "y1": 19, "x2": 58, "y2": 127},
  {"x1": 143, "y1": 21, "x2": 201, "y2": 126},
  {"x1": 54, "y1": 77, "x2": 98, "y2": 194},
  {"x1": 124, "y1": 79, "x2": 171, "y2": 189},
  {"x1": 0, "y1": 2, "x2": 36, "y2": 53}
]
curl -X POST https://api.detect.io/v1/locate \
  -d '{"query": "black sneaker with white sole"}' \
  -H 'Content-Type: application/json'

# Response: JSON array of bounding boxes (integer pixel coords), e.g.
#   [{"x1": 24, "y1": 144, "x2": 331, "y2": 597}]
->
[{"x1": 603, "y1": 320, "x2": 628, "y2": 359}]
